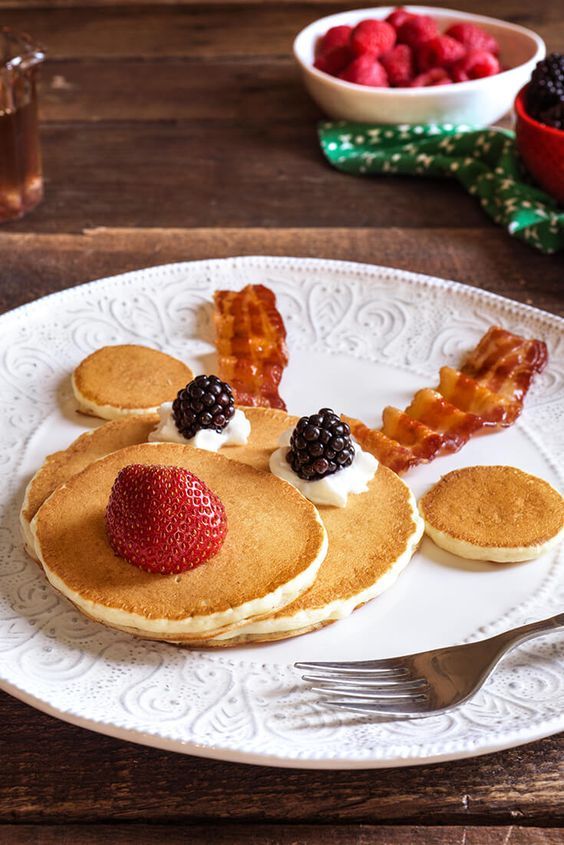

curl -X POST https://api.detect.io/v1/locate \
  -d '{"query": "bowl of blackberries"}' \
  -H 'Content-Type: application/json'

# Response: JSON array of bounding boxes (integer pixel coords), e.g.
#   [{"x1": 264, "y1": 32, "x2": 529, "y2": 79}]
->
[{"x1": 515, "y1": 54, "x2": 564, "y2": 204}]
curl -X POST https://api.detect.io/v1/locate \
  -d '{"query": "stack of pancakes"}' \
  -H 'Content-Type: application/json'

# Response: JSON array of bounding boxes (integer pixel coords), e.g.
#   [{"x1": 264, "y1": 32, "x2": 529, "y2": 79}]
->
[{"x1": 21, "y1": 407, "x2": 424, "y2": 647}]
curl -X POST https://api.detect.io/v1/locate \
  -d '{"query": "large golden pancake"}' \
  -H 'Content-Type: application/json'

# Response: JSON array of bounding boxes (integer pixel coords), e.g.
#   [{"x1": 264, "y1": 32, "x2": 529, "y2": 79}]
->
[
  {"x1": 420, "y1": 466, "x2": 564, "y2": 562},
  {"x1": 20, "y1": 409, "x2": 280, "y2": 560},
  {"x1": 217, "y1": 407, "x2": 293, "y2": 471},
  {"x1": 24, "y1": 407, "x2": 421, "y2": 646},
  {"x1": 72, "y1": 345, "x2": 193, "y2": 420},
  {"x1": 179, "y1": 410, "x2": 423, "y2": 646},
  {"x1": 192, "y1": 464, "x2": 422, "y2": 646},
  {"x1": 21, "y1": 416, "x2": 159, "y2": 560},
  {"x1": 32, "y1": 443, "x2": 328, "y2": 641}
]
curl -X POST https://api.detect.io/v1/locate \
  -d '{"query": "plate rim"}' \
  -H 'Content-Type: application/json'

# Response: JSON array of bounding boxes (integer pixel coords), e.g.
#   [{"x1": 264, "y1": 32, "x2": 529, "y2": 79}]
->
[
  {"x1": 1, "y1": 255, "x2": 562, "y2": 769},
  {"x1": 3, "y1": 675, "x2": 563, "y2": 769},
  {"x1": 4, "y1": 255, "x2": 563, "y2": 331}
]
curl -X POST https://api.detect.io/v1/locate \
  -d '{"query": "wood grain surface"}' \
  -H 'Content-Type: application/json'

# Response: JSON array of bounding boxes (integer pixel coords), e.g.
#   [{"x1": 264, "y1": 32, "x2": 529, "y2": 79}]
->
[
  {"x1": 4, "y1": 825, "x2": 564, "y2": 844},
  {"x1": 1, "y1": 228, "x2": 562, "y2": 314},
  {"x1": 0, "y1": 0, "x2": 562, "y2": 841},
  {"x1": 3, "y1": 692, "x2": 564, "y2": 824}
]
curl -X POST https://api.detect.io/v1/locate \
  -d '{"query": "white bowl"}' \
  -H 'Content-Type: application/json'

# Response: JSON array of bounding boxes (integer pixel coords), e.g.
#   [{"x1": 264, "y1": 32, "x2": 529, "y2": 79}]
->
[{"x1": 293, "y1": 5, "x2": 545, "y2": 125}]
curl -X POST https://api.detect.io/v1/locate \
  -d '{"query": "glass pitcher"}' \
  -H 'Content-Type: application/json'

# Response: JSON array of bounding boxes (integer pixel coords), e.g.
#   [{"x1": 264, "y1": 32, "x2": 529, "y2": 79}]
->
[{"x1": 0, "y1": 27, "x2": 45, "y2": 222}]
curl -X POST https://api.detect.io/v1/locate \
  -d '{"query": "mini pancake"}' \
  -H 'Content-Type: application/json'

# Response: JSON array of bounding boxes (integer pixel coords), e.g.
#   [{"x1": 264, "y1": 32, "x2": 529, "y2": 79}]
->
[
  {"x1": 72, "y1": 345, "x2": 193, "y2": 420},
  {"x1": 178, "y1": 410, "x2": 424, "y2": 646},
  {"x1": 420, "y1": 466, "x2": 564, "y2": 562},
  {"x1": 20, "y1": 415, "x2": 159, "y2": 560},
  {"x1": 31, "y1": 443, "x2": 328, "y2": 641}
]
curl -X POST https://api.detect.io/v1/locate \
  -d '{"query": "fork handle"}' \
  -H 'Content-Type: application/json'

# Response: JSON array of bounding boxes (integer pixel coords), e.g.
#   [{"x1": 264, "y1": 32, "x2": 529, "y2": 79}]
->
[{"x1": 490, "y1": 612, "x2": 564, "y2": 654}]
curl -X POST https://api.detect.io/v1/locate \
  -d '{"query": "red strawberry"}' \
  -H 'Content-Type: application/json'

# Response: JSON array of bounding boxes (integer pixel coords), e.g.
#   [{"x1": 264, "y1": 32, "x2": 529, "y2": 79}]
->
[
  {"x1": 417, "y1": 35, "x2": 466, "y2": 71},
  {"x1": 314, "y1": 45, "x2": 352, "y2": 76},
  {"x1": 451, "y1": 50, "x2": 500, "y2": 82},
  {"x1": 381, "y1": 44, "x2": 415, "y2": 87},
  {"x1": 386, "y1": 7, "x2": 416, "y2": 30},
  {"x1": 446, "y1": 22, "x2": 499, "y2": 56},
  {"x1": 105, "y1": 464, "x2": 227, "y2": 574},
  {"x1": 410, "y1": 67, "x2": 453, "y2": 87},
  {"x1": 339, "y1": 55, "x2": 389, "y2": 87},
  {"x1": 316, "y1": 25, "x2": 352, "y2": 57},
  {"x1": 350, "y1": 19, "x2": 396, "y2": 58},
  {"x1": 397, "y1": 15, "x2": 438, "y2": 48}
]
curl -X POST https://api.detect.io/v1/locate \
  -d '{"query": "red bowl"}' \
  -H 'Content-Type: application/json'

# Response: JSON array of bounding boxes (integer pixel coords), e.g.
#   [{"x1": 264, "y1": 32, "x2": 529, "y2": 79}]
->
[{"x1": 515, "y1": 85, "x2": 564, "y2": 204}]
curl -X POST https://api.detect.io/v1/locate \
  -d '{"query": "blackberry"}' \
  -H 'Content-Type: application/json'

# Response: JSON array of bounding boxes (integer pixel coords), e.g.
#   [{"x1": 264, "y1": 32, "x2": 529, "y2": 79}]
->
[
  {"x1": 526, "y1": 53, "x2": 564, "y2": 127},
  {"x1": 287, "y1": 408, "x2": 355, "y2": 481},
  {"x1": 538, "y1": 101, "x2": 564, "y2": 131},
  {"x1": 172, "y1": 375, "x2": 235, "y2": 440}
]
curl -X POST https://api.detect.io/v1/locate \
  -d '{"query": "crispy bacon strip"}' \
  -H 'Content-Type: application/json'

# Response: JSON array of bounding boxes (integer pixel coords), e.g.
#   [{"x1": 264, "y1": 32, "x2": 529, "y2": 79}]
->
[
  {"x1": 461, "y1": 326, "x2": 524, "y2": 378},
  {"x1": 381, "y1": 406, "x2": 444, "y2": 461},
  {"x1": 214, "y1": 284, "x2": 288, "y2": 410},
  {"x1": 405, "y1": 389, "x2": 484, "y2": 454},
  {"x1": 343, "y1": 417, "x2": 422, "y2": 476},
  {"x1": 461, "y1": 327, "x2": 548, "y2": 406},
  {"x1": 437, "y1": 366, "x2": 518, "y2": 425},
  {"x1": 351, "y1": 326, "x2": 547, "y2": 474}
]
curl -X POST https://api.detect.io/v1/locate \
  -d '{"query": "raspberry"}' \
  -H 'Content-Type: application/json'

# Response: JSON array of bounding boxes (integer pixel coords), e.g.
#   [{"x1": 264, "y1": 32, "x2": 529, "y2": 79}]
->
[
  {"x1": 397, "y1": 15, "x2": 438, "y2": 49},
  {"x1": 451, "y1": 50, "x2": 500, "y2": 82},
  {"x1": 411, "y1": 67, "x2": 453, "y2": 87},
  {"x1": 316, "y1": 25, "x2": 352, "y2": 57},
  {"x1": 350, "y1": 19, "x2": 396, "y2": 58},
  {"x1": 445, "y1": 23, "x2": 499, "y2": 56},
  {"x1": 314, "y1": 45, "x2": 352, "y2": 76},
  {"x1": 105, "y1": 464, "x2": 227, "y2": 574},
  {"x1": 173, "y1": 374, "x2": 235, "y2": 440},
  {"x1": 381, "y1": 44, "x2": 415, "y2": 87},
  {"x1": 386, "y1": 7, "x2": 415, "y2": 30},
  {"x1": 339, "y1": 55, "x2": 389, "y2": 87},
  {"x1": 288, "y1": 408, "x2": 355, "y2": 481},
  {"x1": 417, "y1": 35, "x2": 466, "y2": 71}
]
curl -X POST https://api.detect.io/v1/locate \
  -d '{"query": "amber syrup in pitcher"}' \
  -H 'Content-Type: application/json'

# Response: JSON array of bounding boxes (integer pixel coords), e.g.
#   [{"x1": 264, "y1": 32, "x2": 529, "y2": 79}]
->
[{"x1": 0, "y1": 28, "x2": 44, "y2": 222}]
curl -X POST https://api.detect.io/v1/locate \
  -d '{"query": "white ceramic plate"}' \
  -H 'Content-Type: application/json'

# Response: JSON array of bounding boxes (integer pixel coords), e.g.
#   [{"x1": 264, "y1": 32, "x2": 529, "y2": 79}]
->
[{"x1": 1, "y1": 257, "x2": 563, "y2": 769}]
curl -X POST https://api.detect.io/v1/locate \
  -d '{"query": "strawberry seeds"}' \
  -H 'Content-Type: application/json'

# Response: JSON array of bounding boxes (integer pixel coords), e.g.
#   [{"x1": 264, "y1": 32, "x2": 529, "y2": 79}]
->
[{"x1": 105, "y1": 463, "x2": 227, "y2": 574}]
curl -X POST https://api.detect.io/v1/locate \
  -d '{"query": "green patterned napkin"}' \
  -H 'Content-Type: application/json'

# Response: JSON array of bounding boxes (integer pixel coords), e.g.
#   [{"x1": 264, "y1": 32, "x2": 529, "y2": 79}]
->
[{"x1": 319, "y1": 121, "x2": 564, "y2": 254}]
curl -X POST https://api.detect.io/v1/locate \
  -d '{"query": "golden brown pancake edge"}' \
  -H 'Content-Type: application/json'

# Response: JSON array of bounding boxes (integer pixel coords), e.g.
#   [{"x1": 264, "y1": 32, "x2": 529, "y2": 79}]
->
[
  {"x1": 420, "y1": 466, "x2": 564, "y2": 549},
  {"x1": 72, "y1": 344, "x2": 193, "y2": 414},
  {"x1": 32, "y1": 442, "x2": 328, "y2": 635}
]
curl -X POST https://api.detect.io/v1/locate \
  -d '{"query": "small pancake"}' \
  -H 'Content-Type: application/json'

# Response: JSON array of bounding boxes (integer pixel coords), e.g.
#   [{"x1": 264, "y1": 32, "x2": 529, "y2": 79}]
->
[
  {"x1": 20, "y1": 416, "x2": 159, "y2": 560},
  {"x1": 420, "y1": 466, "x2": 564, "y2": 562},
  {"x1": 72, "y1": 345, "x2": 193, "y2": 420},
  {"x1": 32, "y1": 443, "x2": 328, "y2": 641},
  {"x1": 180, "y1": 410, "x2": 423, "y2": 646}
]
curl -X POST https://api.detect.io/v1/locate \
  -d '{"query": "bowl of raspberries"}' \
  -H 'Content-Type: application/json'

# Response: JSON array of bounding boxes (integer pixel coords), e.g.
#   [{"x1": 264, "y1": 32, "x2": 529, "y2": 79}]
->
[
  {"x1": 515, "y1": 55, "x2": 564, "y2": 204},
  {"x1": 293, "y1": 6, "x2": 545, "y2": 125}
]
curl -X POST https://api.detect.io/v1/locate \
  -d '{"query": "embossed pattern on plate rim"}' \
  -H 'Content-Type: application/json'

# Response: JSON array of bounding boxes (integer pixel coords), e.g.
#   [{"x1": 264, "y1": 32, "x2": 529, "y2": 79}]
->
[{"x1": 0, "y1": 256, "x2": 562, "y2": 769}]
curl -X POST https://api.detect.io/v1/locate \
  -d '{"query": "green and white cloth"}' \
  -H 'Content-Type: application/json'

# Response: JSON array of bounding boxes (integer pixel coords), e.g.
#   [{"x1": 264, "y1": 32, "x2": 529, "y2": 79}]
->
[{"x1": 319, "y1": 121, "x2": 564, "y2": 254}]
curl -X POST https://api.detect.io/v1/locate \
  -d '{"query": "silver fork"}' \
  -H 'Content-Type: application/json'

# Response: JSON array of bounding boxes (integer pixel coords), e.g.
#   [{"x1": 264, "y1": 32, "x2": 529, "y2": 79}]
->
[{"x1": 296, "y1": 613, "x2": 564, "y2": 718}]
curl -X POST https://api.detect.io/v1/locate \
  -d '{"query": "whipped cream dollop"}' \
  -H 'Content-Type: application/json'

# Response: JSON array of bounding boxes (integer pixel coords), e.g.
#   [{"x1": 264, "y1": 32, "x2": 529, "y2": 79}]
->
[
  {"x1": 148, "y1": 402, "x2": 251, "y2": 452},
  {"x1": 270, "y1": 428, "x2": 378, "y2": 507}
]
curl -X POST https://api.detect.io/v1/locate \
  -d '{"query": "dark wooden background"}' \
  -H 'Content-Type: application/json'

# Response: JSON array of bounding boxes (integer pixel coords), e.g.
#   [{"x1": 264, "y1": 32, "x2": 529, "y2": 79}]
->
[{"x1": 1, "y1": 1, "x2": 563, "y2": 843}]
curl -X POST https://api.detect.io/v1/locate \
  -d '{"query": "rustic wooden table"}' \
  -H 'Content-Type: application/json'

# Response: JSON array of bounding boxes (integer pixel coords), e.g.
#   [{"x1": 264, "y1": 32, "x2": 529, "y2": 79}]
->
[{"x1": 1, "y1": 1, "x2": 562, "y2": 843}]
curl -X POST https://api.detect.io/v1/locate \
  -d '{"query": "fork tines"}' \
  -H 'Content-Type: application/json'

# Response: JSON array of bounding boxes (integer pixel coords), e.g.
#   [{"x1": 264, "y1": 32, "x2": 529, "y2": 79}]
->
[{"x1": 296, "y1": 660, "x2": 431, "y2": 716}]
